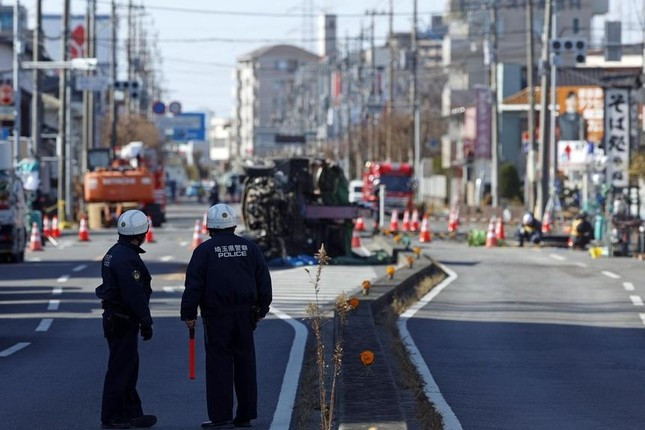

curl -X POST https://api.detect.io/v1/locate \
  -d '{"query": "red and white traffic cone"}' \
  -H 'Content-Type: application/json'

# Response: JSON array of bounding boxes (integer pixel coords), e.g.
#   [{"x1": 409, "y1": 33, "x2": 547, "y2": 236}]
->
[
  {"x1": 42, "y1": 215, "x2": 51, "y2": 238},
  {"x1": 192, "y1": 220, "x2": 202, "y2": 249},
  {"x1": 419, "y1": 214, "x2": 432, "y2": 243},
  {"x1": 485, "y1": 217, "x2": 498, "y2": 248},
  {"x1": 402, "y1": 210, "x2": 410, "y2": 232},
  {"x1": 410, "y1": 209, "x2": 420, "y2": 232},
  {"x1": 52, "y1": 216, "x2": 61, "y2": 238},
  {"x1": 354, "y1": 217, "x2": 365, "y2": 232},
  {"x1": 201, "y1": 212, "x2": 208, "y2": 235},
  {"x1": 542, "y1": 211, "x2": 552, "y2": 234},
  {"x1": 145, "y1": 216, "x2": 156, "y2": 243},
  {"x1": 78, "y1": 217, "x2": 90, "y2": 242},
  {"x1": 448, "y1": 210, "x2": 459, "y2": 233},
  {"x1": 351, "y1": 229, "x2": 362, "y2": 248},
  {"x1": 496, "y1": 217, "x2": 505, "y2": 241},
  {"x1": 29, "y1": 222, "x2": 43, "y2": 251},
  {"x1": 389, "y1": 209, "x2": 399, "y2": 232}
]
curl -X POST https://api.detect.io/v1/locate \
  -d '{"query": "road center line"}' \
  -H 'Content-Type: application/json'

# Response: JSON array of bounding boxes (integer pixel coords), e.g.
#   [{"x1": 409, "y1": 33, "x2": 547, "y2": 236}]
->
[
  {"x1": 57, "y1": 275, "x2": 70, "y2": 283},
  {"x1": 52, "y1": 287, "x2": 63, "y2": 295},
  {"x1": 160, "y1": 256, "x2": 173, "y2": 262},
  {"x1": 549, "y1": 253, "x2": 566, "y2": 261},
  {"x1": 601, "y1": 270, "x2": 621, "y2": 280},
  {"x1": 72, "y1": 264, "x2": 87, "y2": 272},
  {"x1": 35, "y1": 318, "x2": 54, "y2": 332},
  {"x1": 574, "y1": 262, "x2": 587, "y2": 268},
  {"x1": 624, "y1": 282, "x2": 635, "y2": 291},
  {"x1": 630, "y1": 295, "x2": 644, "y2": 306},
  {"x1": 0, "y1": 342, "x2": 30, "y2": 357},
  {"x1": 47, "y1": 300, "x2": 60, "y2": 311}
]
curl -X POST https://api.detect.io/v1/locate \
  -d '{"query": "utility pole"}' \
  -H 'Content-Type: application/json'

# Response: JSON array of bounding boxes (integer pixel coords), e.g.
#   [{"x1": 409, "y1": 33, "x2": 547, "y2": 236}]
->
[
  {"x1": 82, "y1": 0, "x2": 90, "y2": 174},
  {"x1": 57, "y1": 0, "x2": 70, "y2": 222},
  {"x1": 110, "y1": 0, "x2": 118, "y2": 148},
  {"x1": 386, "y1": 0, "x2": 394, "y2": 162},
  {"x1": 32, "y1": 0, "x2": 42, "y2": 158},
  {"x1": 344, "y1": 34, "x2": 352, "y2": 179},
  {"x1": 12, "y1": 0, "x2": 21, "y2": 164},
  {"x1": 548, "y1": 1, "x2": 558, "y2": 210},
  {"x1": 126, "y1": 0, "x2": 133, "y2": 115},
  {"x1": 411, "y1": 0, "x2": 420, "y2": 200},
  {"x1": 368, "y1": 10, "x2": 376, "y2": 161},
  {"x1": 537, "y1": 0, "x2": 553, "y2": 218},
  {"x1": 525, "y1": 0, "x2": 536, "y2": 212},
  {"x1": 488, "y1": 0, "x2": 499, "y2": 208}
]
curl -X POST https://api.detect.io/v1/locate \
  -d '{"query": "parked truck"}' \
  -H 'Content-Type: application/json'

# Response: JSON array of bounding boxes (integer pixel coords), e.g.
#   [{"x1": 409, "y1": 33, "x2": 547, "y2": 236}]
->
[
  {"x1": 0, "y1": 142, "x2": 28, "y2": 262},
  {"x1": 362, "y1": 161, "x2": 415, "y2": 213}
]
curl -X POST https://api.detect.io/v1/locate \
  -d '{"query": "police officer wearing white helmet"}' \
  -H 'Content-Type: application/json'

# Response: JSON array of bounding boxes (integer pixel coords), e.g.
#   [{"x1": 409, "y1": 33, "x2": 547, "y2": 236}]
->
[
  {"x1": 96, "y1": 210, "x2": 157, "y2": 429},
  {"x1": 181, "y1": 204, "x2": 272, "y2": 429}
]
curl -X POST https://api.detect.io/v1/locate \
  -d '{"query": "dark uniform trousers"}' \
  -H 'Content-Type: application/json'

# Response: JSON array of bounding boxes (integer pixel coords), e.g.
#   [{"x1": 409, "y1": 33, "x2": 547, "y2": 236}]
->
[
  {"x1": 101, "y1": 316, "x2": 144, "y2": 423},
  {"x1": 204, "y1": 308, "x2": 257, "y2": 423}
]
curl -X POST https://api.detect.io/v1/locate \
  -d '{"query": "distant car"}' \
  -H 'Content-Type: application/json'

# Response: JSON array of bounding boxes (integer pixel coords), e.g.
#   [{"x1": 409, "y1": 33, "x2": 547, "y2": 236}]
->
[{"x1": 348, "y1": 179, "x2": 364, "y2": 204}]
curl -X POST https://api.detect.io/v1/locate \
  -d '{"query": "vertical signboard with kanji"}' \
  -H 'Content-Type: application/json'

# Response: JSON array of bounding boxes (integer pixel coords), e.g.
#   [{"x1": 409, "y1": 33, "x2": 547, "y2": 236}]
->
[
  {"x1": 474, "y1": 87, "x2": 492, "y2": 158},
  {"x1": 604, "y1": 89, "x2": 630, "y2": 188}
]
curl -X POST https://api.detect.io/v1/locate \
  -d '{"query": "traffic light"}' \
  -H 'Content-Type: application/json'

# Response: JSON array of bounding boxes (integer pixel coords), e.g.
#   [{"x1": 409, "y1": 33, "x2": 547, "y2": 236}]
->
[
  {"x1": 550, "y1": 38, "x2": 586, "y2": 66},
  {"x1": 113, "y1": 80, "x2": 140, "y2": 99}
]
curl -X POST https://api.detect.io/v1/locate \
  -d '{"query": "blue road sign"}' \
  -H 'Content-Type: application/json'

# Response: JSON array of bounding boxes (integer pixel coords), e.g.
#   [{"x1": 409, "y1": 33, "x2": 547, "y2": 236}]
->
[
  {"x1": 152, "y1": 101, "x2": 166, "y2": 115},
  {"x1": 156, "y1": 112, "x2": 206, "y2": 142}
]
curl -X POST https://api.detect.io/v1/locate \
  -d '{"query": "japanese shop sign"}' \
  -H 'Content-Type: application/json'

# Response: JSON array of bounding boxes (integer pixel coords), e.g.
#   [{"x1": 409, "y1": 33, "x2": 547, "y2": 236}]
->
[{"x1": 604, "y1": 89, "x2": 630, "y2": 188}]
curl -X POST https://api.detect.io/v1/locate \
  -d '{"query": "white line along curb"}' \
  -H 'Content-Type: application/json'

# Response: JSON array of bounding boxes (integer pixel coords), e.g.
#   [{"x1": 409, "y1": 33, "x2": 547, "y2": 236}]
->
[
  {"x1": 397, "y1": 262, "x2": 463, "y2": 430},
  {"x1": 268, "y1": 307, "x2": 308, "y2": 430}
]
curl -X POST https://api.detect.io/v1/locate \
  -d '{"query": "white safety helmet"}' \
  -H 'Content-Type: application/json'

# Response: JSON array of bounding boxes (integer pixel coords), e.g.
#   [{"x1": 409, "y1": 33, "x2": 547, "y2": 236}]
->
[
  {"x1": 117, "y1": 210, "x2": 150, "y2": 236},
  {"x1": 207, "y1": 204, "x2": 238, "y2": 229},
  {"x1": 522, "y1": 213, "x2": 534, "y2": 225}
]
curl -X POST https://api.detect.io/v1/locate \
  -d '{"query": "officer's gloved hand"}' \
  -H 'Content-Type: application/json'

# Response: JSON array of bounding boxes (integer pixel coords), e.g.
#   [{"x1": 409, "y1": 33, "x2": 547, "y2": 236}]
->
[{"x1": 140, "y1": 324, "x2": 153, "y2": 341}]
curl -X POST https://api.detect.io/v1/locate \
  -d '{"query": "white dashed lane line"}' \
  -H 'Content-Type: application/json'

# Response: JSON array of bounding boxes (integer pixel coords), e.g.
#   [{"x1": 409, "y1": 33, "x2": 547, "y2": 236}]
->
[
  {"x1": 179, "y1": 241, "x2": 188, "y2": 247},
  {"x1": 624, "y1": 282, "x2": 635, "y2": 291},
  {"x1": 549, "y1": 253, "x2": 566, "y2": 261},
  {"x1": 0, "y1": 342, "x2": 31, "y2": 357},
  {"x1": 601, "y1": 271, "x2": 621, "y2": 280},
  {"x1": 52, "y1": 287, "x2": 63, "y2": 294},
  {"x1": 160, "y1": 256, "x2": 173, "y2": 262},
  {"x1": 35, "y1": 319, "x2": 54, "y2": 332},
  {"x1": 574, "y1": 262, "x2": 587, "y2": 268},
  {"x1": 72, "y1": 264, "x2": 87, "y2": 272},
  {"x1": 163, "y1": 286, "x2": 184, "y2": 293},
  {"x1": 47, "y1": 300, "x2": 60, "y2": 311},
  {"x1": 57, "y1": 275, "x2": 70, "y2": 283},
  {"x1": 630, "y1": 295, "x2": 644, "y2": 306}
]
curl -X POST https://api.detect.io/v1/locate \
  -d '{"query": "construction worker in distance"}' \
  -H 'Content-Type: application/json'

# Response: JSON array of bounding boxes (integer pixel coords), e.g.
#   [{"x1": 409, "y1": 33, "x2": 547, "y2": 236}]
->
[
  {"x1": 181, "y1": 203, "x2": 272, "y2": 429},
  {"x1": 96, "y1": 210, "x2": 157, "y2": 429},
  {"x1": 517, "y1": 212, "x2": 542, "y2": 247}
]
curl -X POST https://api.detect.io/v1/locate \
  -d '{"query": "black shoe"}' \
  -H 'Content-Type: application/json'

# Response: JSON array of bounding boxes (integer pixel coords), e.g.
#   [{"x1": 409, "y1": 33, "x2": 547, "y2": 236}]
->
[
  {"x1": 130, "y1": 415, "x2": 157, "y2": 428},
  {"x1": 233, "y1": 419, "x2": 252, "y2": 428},
  {"x1": 101, "y1": 421, "x2": 132, "y2": 429},
  {"x1": 201, "y1": 421, "x2": 234, "y2": 429}
]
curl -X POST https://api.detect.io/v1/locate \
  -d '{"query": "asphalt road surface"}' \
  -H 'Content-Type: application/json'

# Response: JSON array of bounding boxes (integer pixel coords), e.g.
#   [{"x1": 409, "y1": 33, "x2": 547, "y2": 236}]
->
[{"x1": 407, "y1": 241, "x2": 645, "y2": 430}]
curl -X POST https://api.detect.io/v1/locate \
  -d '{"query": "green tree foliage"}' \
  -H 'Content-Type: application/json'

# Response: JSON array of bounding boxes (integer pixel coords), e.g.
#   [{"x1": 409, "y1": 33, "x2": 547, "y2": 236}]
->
[{"x1": 500, "y1": 162, "x2": 523, "y2": 202}]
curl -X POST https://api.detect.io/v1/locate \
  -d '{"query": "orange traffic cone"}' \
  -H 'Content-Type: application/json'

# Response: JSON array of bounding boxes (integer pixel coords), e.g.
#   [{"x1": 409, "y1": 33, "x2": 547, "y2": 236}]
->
[
  {"x1": 192, "y1": 220, "x2": 203, "y2": 249},
  {"x1": 410, "y1": 209, "x2": 420, "y2": 232},
  {"x1": 419, "y1": 214, "x2": 432, "y2": 242},
  {"x1": 485, "y1": 217, "x2": 498, "y2": 248},
  {"x1": 351, "y1": 229, "x2": 362, "y2": 248},
  {"x1": 201, "y1": 212, "x2": 208, "y2": 235},
  {"x1": 42, "y1": 215, "x2": 51, "y2": 238},
  {"x1": 355, "y1": 217, "x2": 365, "y2": 232},
  {"x1": 496, "y1": 217, "x2": 505, "y2": 240},
  {"x1": 448, "y1": 209, "x2": 459, "y2": 233},
  {"x1": 145, "y1": 216, "x2": 156, "y2": 243},
  {"x1": 52, "y1": 216, "x2": 61, "y2": 238},
  {"x1": 402, "y1": 210, "x2": 410, "y2": 232},
  {"x1": 78, "y1": 217, "x2": 90, "y2": 241},
  {"x1": 542, "y1": 211, "x2": 552, "y2": 234},
  {"x1": 29, "y1": 222, "x2": 43, "y2": 251},
  {"x1": 389, "y1": 209, "x2": 399, "y2": 232}
]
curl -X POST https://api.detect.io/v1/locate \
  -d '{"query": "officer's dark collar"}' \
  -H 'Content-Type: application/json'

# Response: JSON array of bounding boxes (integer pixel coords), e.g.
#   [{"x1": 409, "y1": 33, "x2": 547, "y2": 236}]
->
[{"x1": 117, "y1": 237, "x2": 146, "y2": 254}]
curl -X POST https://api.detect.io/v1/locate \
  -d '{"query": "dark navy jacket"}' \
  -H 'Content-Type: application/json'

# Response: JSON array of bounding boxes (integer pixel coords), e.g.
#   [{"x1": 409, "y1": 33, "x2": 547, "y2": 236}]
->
[
  {"x1": 181, "y1": 232, "x2": 272, "y2": 320},
  {"x1": 96, "y1": 238, "x2": 153, "y2": 327}
]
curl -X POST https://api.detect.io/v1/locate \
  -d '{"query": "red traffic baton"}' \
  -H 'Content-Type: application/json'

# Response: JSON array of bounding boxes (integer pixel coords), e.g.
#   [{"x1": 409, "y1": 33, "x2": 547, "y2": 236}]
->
[{"x1": 189, "y1": 326, "x2": 196, "y2": 380}]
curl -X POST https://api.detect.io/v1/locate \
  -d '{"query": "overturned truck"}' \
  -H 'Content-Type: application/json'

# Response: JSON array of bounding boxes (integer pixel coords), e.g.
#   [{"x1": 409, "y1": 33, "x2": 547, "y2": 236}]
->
[{"x1": 241, "y1": 158, "x2": 371, "y2": 260}]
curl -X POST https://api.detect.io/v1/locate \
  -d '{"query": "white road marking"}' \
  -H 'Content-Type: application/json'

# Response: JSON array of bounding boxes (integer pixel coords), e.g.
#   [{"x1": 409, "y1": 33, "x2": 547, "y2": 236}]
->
[
  {"x1": 397, "y1": 262, "x2": 463, "y2": 430},
  {"x1": 26, "y1": 257, "x2": 42, "y2": 262},
  {"x1": 163, "y1": 286, "x2": 184, "y2": 293},
  {"x1": 630, "y1": 295, "x2": 644, "y2": 306},
  {"x1": 52, "y1": 287, "x2": 63, "y2": 295},
  {"x1": 0, "y1": 342, "x2": 30, "y2": 357},
  {"x1": 47, "y1": 300, "x2": 60, "y2": 311},
  {"x1": 160, "y1": 256, "x2": 173, "y2": 262},
  {"x1": 179, "y1": 241, "x2": 188, "y2": 247},
  {"x1": 601, "y1": 270, "x2": 621, "y2": 280},
  {"x1": 35, "y1": 318, "x2": 54, "y2": 332},
  {"x1": 624, "y1": 282, "x2": 635, "y2": 291},
  {"x1": 268, "y1": 307, "x2": 307, "y2": 430},
  {"x1": 574, "y1": 262, "x2": 587, "y2": 268},
  {"x1": 57, "y1": 275, "x2": 70, "y2": 283},
  {"x1": 549, "y1": 253, "x2": 566, "y2": 261},
  {"x1": 639, "y1": 313, "x2": 645, "y2": 326},
  {"x1": 72, "y1": 264, "x2": 87, "y2": 272}
]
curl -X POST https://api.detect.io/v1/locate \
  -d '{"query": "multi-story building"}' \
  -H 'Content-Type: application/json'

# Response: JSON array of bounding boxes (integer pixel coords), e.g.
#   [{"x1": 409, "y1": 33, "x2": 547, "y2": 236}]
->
[{"x1": 234, "y1": 44, "x2": 319, "y2": 157}]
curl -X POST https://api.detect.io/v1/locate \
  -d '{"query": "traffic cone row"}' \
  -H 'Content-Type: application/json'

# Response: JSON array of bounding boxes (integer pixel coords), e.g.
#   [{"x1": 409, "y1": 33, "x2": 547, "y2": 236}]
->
[
  {"x1": 354, "y1": 217, "x2": 365, "y2": 232},
  {"x1": 78, "y1": 218, "x2": 90, "y2": 242},
  {"x1": 410, "y1": 209, "x2": 420, "y2": 232},
  {"x1": 542, "y1": 211, "x2": 552, "y2": 234},
  {"x1": 495, "y1": 217, "x2": 505, "y2": 240},
  {"x1": 145, "y1": 216, "x2": 156, "y2": 243},
  {"x1": 51, "y1": 216, "x2": 61, "y2": 238},
  {"x1": 43, "y1": 216, "x2": 51, "y2": 238},
  {"x1": 485, "y1": 217, "x2": 498, "y2": 248},
  {"x1": 389, "y1": 209, "x2": 399, "y2": 232},
  {"x1": 29, "y1": 222, "x2": 43, "y2": 251},
  {"x1": 419, "y1": 214, "x2": 432, "y2": 243},
  {"x1": 192, "y1": 220, "x2": 202, "y2": 249},
  {"x1": 448, "y1": 209, "x2": 459, "y2": 233},
  {"x1": 402, "y1": 210, "x2": 410, "y2": 232},
  {"x1": 201, "y1": 212, "x2": 208, "y2": 235}
]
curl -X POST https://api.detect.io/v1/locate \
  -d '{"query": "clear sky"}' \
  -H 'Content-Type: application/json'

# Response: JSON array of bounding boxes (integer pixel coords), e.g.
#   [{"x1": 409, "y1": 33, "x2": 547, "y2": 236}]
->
[{"x1": 11, "y1": 0, "x2": 645, "y2": 117}]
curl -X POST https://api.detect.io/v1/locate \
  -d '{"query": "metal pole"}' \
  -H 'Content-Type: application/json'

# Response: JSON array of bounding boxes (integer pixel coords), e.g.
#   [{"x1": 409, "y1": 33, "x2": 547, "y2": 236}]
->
[
  {"x1": 12, "y1": 1, "x2": 21, "y2": 164},
  {"x1": 344, "y1": 34, "x2": 351, "y2": 179},
  {"x1": 490, "y1": 0, "x2": 499, "y2": 208},
  {"x1": 31, "y1": 0, "x2": 42, "y2": 158},
  {"x1": 386, "y1": 0, "x2": 393, "y2": 161},
  {"x1": 59, "y1": 0, "x2": 70, "y2": 222},
  {"x1": 537, "y1": 0, "x2": 553, "y2": 219},
  {"x1": 89, "y1": 0, "x2": 96, "y2": 149},
  {"x1": 110, "y1": 0, "x2": 118, "y2": 148},
  {"x1": 369, "y1": 11, "x2": 376, "y2": 160},
  {"x1": 548, "y1": 1, "x2": 557, "y2": 205},
  {"x1": 379, "y1": 184, "x2": 386, "y2": 229},
  {"x1": 526, "y1": 0, "x2": 536, "y2": 212},
  {"x1": 82, "y1": 0, "x2": 90, "y2": 174},
  {"x1": 412, "y1": 0, "x2": 421, "y2": 203}
]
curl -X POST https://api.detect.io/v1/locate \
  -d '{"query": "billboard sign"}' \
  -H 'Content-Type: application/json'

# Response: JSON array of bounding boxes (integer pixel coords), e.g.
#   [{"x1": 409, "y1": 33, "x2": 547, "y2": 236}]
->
[
  {"x1": 474, "y1": 87, "x2": 492, "y2": 158},
  {"x1": 604, "y1": 89, "x2": 630, "y2": 188},
  {"x1": 156, "y1": 113, "x2": 206, "y2": 142}
]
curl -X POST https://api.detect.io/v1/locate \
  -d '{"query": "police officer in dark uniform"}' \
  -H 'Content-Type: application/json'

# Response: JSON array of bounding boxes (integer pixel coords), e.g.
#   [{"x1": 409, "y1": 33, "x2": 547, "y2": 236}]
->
[
  {"x1": 96, "y1": 210, "x2": 157, "y2": 429},
  {"x1": 181, "y1": 204, "x2": 272, "y2": 429}
]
